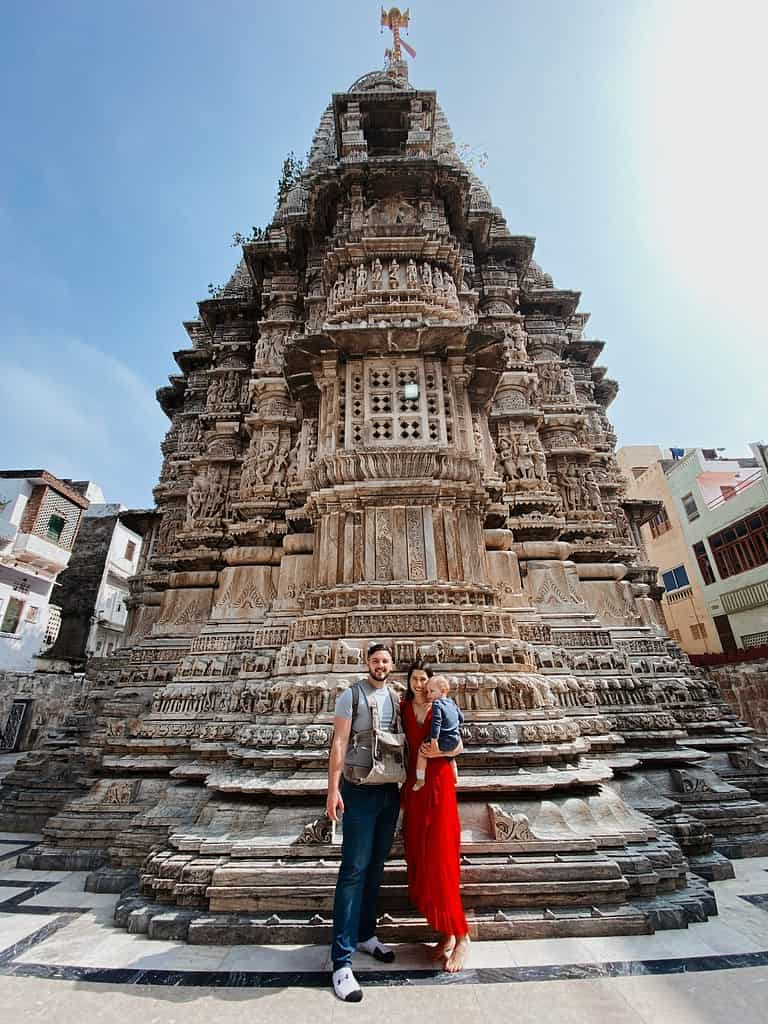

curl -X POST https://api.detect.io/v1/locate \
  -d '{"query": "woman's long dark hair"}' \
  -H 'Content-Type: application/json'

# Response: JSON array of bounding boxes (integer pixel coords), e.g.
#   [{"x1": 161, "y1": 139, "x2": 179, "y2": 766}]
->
[{"x1": 404, "y1": 659, "x2": 433, "y2": 701}]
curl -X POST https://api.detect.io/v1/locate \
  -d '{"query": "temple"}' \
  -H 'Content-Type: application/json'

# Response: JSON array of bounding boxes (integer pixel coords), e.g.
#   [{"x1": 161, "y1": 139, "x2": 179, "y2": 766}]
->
[{"x1": 8, "y1": 31, "x2": 768, "y2": 946}]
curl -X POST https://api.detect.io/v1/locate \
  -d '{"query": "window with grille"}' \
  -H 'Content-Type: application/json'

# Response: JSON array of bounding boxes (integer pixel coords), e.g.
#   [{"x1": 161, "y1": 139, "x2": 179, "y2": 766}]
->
[
  {"x1": 662, "y1": 565, "x2": 690, "y2": 592},
  {"x1": 681, "y1": 492, "x2": 699, "y2": 522},
  {"x1": 31, "y1": 490, "x2": 80, "y2": 548},
  {"x1": 46, "y1": 513, "x2": 66, "y2": 542},
  {"x1": 690, "y1": 623, "x2": 708, "y2": 639},
  {"x1": 708, "y1": 504, "x2": 768, "y2": 580},
  {"x1": 42, "y1": 606, "x2": 61, "y2": 648},
  {"x1": 669, "y1": 628, "x2": 681, "y2": 640},
  {"x1": 345, "y1": 359, "x2": 447, "y2": 447},
  {"x1": 1, "y1": 597, "x2": 25, "y2": 634},
  {"x1": 649, "y1": 506, "x2": 672, "y2": 537},
  {"x1": 693, "y1": 541, "x2": 716, "y2": 585}
]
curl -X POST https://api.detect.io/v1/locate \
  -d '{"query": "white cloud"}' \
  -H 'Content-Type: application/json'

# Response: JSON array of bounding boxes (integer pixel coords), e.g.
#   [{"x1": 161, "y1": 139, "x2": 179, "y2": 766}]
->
[{"x1": 0, "y1": 325, "x2": 165, "y2": 505}]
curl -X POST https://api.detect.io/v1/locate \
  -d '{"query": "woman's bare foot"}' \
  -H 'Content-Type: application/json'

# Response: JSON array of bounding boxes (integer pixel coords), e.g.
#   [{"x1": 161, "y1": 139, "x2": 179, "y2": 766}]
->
[
  {"x1": 412, "y1": 779, "x2": 425, "y2": 791},
  {"x1": 431, "y1": 934, "x2": 455, "y2": 960},
  {"x1": 445, "y1": 934, "x2": 470, "y2": 973}
]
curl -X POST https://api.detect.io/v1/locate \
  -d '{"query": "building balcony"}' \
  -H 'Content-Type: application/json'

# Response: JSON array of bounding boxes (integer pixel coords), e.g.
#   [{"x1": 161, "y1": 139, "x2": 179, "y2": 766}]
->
[
  {"x1": 664, "y1": 585, "x2": 693, "y2": 605},
  {"x1": 8, "y1": 532, "x2": 71, "y2": 576}
]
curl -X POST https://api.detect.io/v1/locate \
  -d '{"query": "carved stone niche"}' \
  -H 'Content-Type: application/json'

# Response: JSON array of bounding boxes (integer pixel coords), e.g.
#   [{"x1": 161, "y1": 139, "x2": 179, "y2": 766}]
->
[
  {"x1": 490, "y1": 372, "x2": 538, "y2": 417},
  {"x1": 484, "y1": 529, "x2": 524, "y2": 607},
  {"x1": 239, "y1": 427, "x2": 293, "y2": 501},
  {"x1": 212, "y1": 547, "x2": 281, "y2": 623},
  {"x1": 154, "y1": 572, "x2": 217, "y2": 637},
  {"x1": 206, "y1": 370, "x2": 245, "y2": 413},
  {"x1": 248, "y1": 378, "x2": 297, "y2": 423},
  {"x1": 274, "y1": 533, "x2": 314, "y2": 612},
  {"x1": 253, "y1": 325, "x2": 290, "y2": 370}
]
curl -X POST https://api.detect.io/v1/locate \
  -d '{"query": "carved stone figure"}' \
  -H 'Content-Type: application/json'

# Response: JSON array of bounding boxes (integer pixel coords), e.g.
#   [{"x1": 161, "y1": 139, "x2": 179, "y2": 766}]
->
[
  {"x1": 356, "y1": 262, "x2": 368, "y2": 292},
  {"x1": 371, "y1": 258, "x2": 383, "y2": 288},
  {"x1": 388, "y1": 258, "x2": 400, "y2": 289},
  {"x1": 406, "y1": 258, "x2": 418, "y2": 287},
  {"x1": 582, "y1": 469, "x2": 603, "y2": 511}
]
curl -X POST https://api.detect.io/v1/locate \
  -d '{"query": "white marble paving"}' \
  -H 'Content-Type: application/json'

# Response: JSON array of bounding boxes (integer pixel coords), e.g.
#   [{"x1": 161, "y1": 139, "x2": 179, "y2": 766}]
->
[
  {"x1": 0, "y1": 885, "x2": 29, "y2": 904},
  {"x1": 0, "y1": 911, "x2": 59, "y2": 951},
  {"x1": 0, "y1": 849, "x2": 764, "y2": 978}
]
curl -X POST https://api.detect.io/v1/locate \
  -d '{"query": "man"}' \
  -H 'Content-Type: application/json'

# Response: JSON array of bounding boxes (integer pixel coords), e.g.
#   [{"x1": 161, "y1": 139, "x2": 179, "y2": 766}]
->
[{"x1": 326, "y1": 643, "x2": 401, "y2": 1003}]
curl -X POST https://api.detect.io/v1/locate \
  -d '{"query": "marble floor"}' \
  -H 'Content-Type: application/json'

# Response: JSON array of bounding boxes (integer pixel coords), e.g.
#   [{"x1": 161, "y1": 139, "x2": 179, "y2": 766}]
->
[{"x1": 0, "y1": 833, "x2": 767, "y2": 1022}]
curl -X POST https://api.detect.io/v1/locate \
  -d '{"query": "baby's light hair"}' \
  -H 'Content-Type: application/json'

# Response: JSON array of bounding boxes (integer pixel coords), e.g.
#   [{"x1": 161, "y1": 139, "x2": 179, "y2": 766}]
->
[{"x1": 429, "y1": 674, "x2": 451, "y2": 695}]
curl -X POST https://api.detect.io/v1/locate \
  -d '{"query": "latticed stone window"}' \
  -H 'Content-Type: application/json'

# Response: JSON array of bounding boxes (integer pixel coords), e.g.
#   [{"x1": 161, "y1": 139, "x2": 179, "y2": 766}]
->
[{"x1": 344, "y1": 358, "x2": 449, "y2": 447}]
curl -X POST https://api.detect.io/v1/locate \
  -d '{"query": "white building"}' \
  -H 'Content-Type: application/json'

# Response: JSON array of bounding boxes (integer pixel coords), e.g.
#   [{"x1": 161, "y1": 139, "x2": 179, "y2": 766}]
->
[
  {"x1": 667, "y1": 445, "x2": 768, "y2": 651},
  {"x1": 619, "y1": 444, "x2": 768, "y2": 654},
  {"x1": 86, "y1": 506, "x2": 143, "y2": 658},
  {"x1": 0, "y1": 471, "x2": 90, "y2": 671},
  {"x1": 45, "y1": 501, "x2": 144, "y2": 665}
]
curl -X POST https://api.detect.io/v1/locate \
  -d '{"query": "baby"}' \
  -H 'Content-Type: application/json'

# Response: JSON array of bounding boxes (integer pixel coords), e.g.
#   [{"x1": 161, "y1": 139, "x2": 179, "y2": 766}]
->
[{"x1": 413, "y1": 675, "x2": 464, "y2": 791}]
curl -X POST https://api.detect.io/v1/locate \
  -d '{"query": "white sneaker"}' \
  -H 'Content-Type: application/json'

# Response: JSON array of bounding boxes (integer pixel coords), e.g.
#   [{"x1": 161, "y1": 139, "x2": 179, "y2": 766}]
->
[
  {"x1": 332, "y1": 966, "x2": 363, "y2": 1002},
  {"x1": 357, "y1": 936, "x2": 396, "y2": 963}
]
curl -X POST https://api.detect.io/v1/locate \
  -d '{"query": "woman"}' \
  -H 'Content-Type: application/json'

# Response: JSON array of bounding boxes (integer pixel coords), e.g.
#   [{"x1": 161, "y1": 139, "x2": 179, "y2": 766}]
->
[{"x1": 400, "y1": 660, "x2": 471, "y2": 971}]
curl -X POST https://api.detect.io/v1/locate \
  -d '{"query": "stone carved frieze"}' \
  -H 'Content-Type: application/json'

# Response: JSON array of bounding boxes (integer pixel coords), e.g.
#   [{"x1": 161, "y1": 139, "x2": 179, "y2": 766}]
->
[
  {"x1": 186, "y1": 466, "x2": 228, "y2": 525},
  {"x1": 206, "y1": 373, "x2": 244, "y2": 412}
]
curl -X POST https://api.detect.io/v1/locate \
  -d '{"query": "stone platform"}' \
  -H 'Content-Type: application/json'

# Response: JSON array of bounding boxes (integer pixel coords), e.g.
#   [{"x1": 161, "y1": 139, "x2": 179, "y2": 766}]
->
[{"x1": 1, "y1": 835, "x2": 767, "y2": 1024}]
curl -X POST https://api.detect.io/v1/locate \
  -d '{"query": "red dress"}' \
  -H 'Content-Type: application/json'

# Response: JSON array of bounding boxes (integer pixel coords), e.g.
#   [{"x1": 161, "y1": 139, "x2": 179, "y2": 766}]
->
[{"x1": 401, "y1": 700, "x2": 468, "y2": 937}]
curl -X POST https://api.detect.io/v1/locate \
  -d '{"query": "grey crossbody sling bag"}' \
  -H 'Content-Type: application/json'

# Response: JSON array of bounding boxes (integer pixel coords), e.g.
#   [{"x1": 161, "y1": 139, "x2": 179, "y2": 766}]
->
[{"x1": 342, "y1": 684, "x2": 407, "y2": 786}]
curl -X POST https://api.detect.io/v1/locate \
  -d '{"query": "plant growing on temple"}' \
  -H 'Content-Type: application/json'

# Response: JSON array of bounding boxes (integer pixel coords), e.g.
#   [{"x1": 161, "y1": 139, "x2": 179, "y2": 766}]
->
[
  {"x1": 275, "y1": 151, "x2": 307, "y2": 206},
  {"x1": 207, "y1": 282, "x2": 224, "y2": 298},
  {"x1": 231, "y1": 226, "x2": 266, "y2": 247}
]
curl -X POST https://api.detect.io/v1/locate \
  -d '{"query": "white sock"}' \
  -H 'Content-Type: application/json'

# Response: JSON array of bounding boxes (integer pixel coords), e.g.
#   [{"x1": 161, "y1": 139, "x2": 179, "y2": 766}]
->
[
  {"x1": 332, "y1": 966, "x2": 363, "y2": 1002},
  {"x1": 357, "y1": 936, "x2": 393, "y2": 956}
]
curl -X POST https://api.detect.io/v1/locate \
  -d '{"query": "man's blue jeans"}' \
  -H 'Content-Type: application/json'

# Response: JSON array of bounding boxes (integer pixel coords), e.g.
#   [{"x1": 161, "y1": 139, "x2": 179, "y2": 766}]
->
[{"x1": 331, "y1": 778, "x2": 400, "y2": 969}]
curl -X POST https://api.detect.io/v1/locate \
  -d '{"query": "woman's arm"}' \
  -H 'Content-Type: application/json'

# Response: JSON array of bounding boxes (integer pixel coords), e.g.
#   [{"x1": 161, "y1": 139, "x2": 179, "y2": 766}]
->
[{"x1": 419, "y1": 738, "x2": 463, "y2": 758}]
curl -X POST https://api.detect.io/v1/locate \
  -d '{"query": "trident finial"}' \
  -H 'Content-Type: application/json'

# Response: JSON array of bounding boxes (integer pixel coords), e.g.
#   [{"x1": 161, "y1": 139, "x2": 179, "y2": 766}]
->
[{"x1": 381, "y1": 7, "x2": 416, "y2": 67}]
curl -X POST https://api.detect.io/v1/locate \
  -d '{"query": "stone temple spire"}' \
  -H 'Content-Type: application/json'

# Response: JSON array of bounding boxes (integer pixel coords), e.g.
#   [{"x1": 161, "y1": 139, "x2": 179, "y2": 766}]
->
[{"x1": 12, "y1": 36, "x2": 768, "y2": 951}]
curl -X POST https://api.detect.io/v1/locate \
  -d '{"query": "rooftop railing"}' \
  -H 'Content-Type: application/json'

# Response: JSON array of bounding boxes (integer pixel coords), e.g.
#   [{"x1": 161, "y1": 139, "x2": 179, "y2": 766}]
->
[{"x1": 705, "y1": 469, "x2": 763, "y2": 511}]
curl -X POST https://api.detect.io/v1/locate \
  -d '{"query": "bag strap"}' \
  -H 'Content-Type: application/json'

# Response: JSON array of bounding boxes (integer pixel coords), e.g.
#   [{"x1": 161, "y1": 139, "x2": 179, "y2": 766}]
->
[{"x1": 388, "y1": 687, "x2": 400, "y2": 734}]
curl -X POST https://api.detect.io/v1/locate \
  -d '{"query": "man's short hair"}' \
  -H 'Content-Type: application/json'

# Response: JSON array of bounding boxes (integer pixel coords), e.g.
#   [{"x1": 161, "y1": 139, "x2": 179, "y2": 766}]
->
[{"x1": 367, "y1": 643, "x2": 392, "y2": 660}]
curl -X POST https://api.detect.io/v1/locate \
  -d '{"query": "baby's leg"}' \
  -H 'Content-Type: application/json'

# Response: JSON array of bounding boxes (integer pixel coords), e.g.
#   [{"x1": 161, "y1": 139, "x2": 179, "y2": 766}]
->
[
  {"x1": 451, "y1": 759, "x2": 458, "y2": 784},
  {"x1": 413, "y1": 749, "x2": 427, "y2": 791}
]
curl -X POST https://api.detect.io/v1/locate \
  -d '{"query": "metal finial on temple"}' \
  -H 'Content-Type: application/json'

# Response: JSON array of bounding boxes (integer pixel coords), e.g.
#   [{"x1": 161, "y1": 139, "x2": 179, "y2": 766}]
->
[{"x1": 381, "y1": 6, "x2": 416, "y2": 68}]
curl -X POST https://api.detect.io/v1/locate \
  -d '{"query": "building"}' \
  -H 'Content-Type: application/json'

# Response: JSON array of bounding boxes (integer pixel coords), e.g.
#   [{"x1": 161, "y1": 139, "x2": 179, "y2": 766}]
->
[
  {"x1": 619, "y1": 444, "x2": 768, "y2": 654},
  {"x1": 45, "y1": 502, "x2": 145, "y2": 666},
  {"x1": 15, "y1": 23, "x2": 768, "y2": 943},
  {"x1": 0, "y1": 471, "x2": 90, "y2": 672}
]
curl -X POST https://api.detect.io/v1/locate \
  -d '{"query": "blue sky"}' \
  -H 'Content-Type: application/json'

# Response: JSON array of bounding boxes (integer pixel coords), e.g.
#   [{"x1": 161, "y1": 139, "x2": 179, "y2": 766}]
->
[{"x1": 1, "y1": 0, "x2": 765, "y2": 507}]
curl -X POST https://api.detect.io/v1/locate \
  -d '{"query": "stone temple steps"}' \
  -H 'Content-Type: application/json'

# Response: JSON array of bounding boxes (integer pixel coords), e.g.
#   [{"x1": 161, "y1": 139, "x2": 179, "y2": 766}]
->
[
  {"x1": 112, "y1": 791, "x2": 715, "y2": 945},
  {"x1": 115, "y1": 844, "x2": 714, "y2": 944}
]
